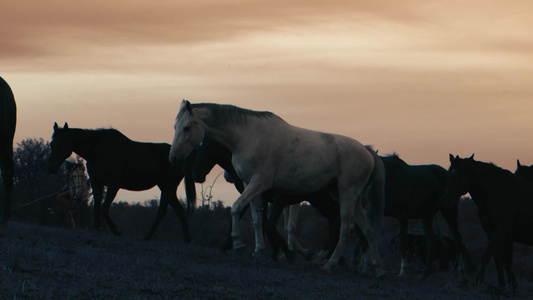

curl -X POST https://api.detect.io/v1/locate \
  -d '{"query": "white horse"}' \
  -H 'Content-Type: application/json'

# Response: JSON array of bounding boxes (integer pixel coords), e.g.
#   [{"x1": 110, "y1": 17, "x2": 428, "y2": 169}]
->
[{"x1": 170, "y1": 100, "x2": 385, "y2": 275}]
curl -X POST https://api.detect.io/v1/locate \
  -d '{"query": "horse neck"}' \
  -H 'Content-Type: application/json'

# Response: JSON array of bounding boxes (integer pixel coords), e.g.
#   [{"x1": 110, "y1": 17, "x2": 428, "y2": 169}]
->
[
  {"x1": 68, "y1": 129, "x2": 98, "y2": 161},
  {"x1": 466, "y1": 162, "x2": 503, "y2": 206}
]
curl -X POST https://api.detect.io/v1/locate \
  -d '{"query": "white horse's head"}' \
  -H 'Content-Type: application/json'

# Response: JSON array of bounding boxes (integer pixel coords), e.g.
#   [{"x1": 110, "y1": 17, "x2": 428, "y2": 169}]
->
[{"x1": 170, "y1": 100, "x2": 205, "y2": 165}]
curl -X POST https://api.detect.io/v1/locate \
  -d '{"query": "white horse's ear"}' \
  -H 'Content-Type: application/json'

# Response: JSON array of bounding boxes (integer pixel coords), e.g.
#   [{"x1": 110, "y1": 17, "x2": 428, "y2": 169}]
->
[
  {"x1": 449, "y1": 154, "x2": 455, "y2": 163},
  {"x1": 468, "y1": 154, "x2": 474, "y2": 160},
  {"x1": 63, "y1": 122, "x2": 68, "y2": 129},
  {"x1": 517, "y1": 159, "x2": 522, "y2": 168},
  {"x1": 54, "y1": 122, "x2": 59, "y2": 131}
]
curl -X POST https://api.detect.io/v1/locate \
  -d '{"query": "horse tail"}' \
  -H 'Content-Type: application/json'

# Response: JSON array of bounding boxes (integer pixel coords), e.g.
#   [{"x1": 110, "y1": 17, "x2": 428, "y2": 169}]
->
[
  {"x1": 365, "y1": 146, "x2": 385, "y2": 236},
  {"x1": 184, "y1": 174, "x2": 197, "y2": 217}
]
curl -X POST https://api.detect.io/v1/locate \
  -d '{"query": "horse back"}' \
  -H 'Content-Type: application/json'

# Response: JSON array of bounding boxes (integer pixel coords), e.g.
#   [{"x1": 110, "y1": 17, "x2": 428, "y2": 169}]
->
[
  {"x1": 232, "y1": 122, "x2": 373, "y2": 194},
  {"x1": 88, "y1": 141, "x2": 183, "y2": 190}
]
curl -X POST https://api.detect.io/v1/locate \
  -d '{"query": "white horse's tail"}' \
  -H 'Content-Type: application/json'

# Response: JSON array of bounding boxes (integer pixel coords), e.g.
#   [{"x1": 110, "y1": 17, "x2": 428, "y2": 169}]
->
[{"x1": 365, "y1": 146, "x2": 385, "y2": 236}]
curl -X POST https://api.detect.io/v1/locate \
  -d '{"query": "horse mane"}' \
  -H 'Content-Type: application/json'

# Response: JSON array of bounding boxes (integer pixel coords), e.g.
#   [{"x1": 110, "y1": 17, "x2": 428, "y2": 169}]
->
[
  {"x1": 470, "y1": 159, "x2": 513, "y2": 178},
  {"x1": 382, "y1": 152, "x2": 408, "y2": 166},
  {"x1": 192, "y1": 103, "x2": 277, "y2": 126},
  {"x1": 54, "y1": 127, "x2": 131, "y2": 143}
]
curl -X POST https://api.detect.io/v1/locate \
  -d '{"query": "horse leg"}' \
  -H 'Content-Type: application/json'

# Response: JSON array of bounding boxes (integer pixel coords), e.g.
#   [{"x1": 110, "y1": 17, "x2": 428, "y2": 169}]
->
[
  {"x1": 353, "y1": 223, "x2": 370, "y2": 272},
  {"x1": 321, "y1": 186, "x2": 358, "y2": 273},
  {"x1": 476, "y1": 227, "x2": 506, "y2": 286},
  {"x1": 286, "y1": 204, "x2": 308, "y2": 258},
  {"x1": 308, "y1": 196, "x2": 341, "y2": 264},
  {"x1": 230, "y1": 176, "x2": 270, "y2": 250},
  {"x1": 441, "y1": 202, "x2": 471, "y2": 280},
  {"x1": 101, "y1": 186, "x2": 120, "y2": 235},
  {"x1": 0, "y1": 145, "x2": 14, "y2": 225},
  {"x1": 501, "y1": 240, "x2": 517, "y2": 292},
  {"x1": 353, "y1": 200, "x2": 385, "y2": 278},
  {"x1": 166, "y1": 192, "x2": 192, "y2": 243},
  {"x1": 250, "y1": 195, "x2": 266, "y2": 257},
  {"x1": 266, "y1": 198, "x2": 294, "y2": 262},
  {"x1": 221, "y1": 203, "x2": 250, "y2": 252},
  {"x1": 420, "y1": 217, "x2": 435, "y2": 279},
  {"x1": 91, "y1": 184, "x2": 104, "y2": 232},
  {"x1": 398, "y1": 218, "x2": 408, "y2": 277},
  {"x1": 143, "y1": 194, "x2": 169, "y2": 241}
]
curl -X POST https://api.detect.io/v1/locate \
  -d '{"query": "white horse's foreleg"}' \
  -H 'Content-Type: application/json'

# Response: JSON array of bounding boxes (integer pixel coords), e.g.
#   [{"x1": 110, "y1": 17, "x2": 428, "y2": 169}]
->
[
  {"x1": 230, "y1": 176, "x2": 270, "y2": 250},
  {"x1": 250, "y1": 195, "x2": 265, "y2": 257},
  {"x1": 353, "y1": 202, "x2": 386, "y2": 278}
]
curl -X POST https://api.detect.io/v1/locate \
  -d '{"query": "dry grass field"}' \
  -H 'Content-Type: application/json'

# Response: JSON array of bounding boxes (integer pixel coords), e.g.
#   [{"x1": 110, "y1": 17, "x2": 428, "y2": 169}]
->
[{"x1": 0, "y1": 200, "x2": 532, "y2": 299}]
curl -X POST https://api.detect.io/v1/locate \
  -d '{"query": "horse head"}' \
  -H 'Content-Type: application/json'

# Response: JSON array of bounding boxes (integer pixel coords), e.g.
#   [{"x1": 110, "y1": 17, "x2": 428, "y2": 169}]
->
[
  {"x1": 48, "y1": 122, "x2": 74, "y2": 174},
  {"x1": 170, "y1": 100, "x2": 206, "y2": 166},
  {"x1": 448, "y1": 154, "x2": 474, "y2": 199}
]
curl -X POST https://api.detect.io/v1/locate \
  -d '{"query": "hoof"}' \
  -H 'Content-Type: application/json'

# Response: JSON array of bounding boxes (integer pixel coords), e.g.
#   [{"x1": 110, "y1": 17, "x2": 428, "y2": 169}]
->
[
  {"x1": 397, "y1": 270, "x2": 406, "y2": 277},
  {"x1": 234, "y1": 246, "x2": 248, "y2": 257},
  {"x1": 418, "y1": 273, "x2": 429, "y2": 281},
  {"x1": 285, "y1": 250, "x2": 296, "y2": 263},
  {"x1": 233, "y1": 240, "x2": 245, "y2": 250},
  {"x1": 375, "y1": 268, "x2": 387, "y2": 279},
  {"x1": 304, "y1": 252, "x2": 313, "y2": 262},
  {"x1": 321, "y1": 263, "x2": 335, "y2": 274},
  {"x1": 252, "y1": 249, "x2": 266, "y2": 259}
]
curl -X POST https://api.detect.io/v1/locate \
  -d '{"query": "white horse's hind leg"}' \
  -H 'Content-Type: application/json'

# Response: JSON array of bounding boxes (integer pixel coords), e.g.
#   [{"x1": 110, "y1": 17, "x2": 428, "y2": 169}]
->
[
  {"x1": 250, "y1": 196, "x2": 265, "y2": 257},
  {"x1": 322, "y1": 186, "x2": 360, "y2": 272},
  {"x1": 354, "y1": 202, "x2": 386, "y2": 278}
]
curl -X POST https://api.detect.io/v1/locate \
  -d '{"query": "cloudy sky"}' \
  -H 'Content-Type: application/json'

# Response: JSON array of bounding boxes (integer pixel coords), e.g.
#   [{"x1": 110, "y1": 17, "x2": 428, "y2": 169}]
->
[{"x1": 3, "y1": 0, "x2": 533, "y2": 204}]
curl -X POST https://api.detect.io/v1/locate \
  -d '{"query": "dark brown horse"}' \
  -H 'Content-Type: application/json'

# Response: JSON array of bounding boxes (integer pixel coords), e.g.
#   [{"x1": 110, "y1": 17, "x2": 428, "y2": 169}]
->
[
  {"x1": 450, "y1": 154, "x2": 533, "y2": 291},
  {"x1": 0, "y1": 76, "x2": 17, "y2": 225},
  {"x1": 48, "y1": 123, "x2": 195, "y2": 241}
]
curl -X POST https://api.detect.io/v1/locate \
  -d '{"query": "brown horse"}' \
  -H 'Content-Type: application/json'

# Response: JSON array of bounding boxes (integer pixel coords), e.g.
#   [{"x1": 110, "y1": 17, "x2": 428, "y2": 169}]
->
[{"x1": 0, "y1": 76, "x2": 17, "y2": 225}]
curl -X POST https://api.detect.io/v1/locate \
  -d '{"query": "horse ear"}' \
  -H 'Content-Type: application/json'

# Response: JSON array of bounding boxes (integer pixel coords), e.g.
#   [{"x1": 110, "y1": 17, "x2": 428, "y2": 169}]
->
[
  {"x1": 449, "y1": 154, "x2": 455, "y2": 164},
  {"x1": 54, "y1": 122, "x2": 59, "y2": 131},
  {"x1": 517, "y1": 159, "x2": 522, "y2": 168},
  {"x1": 468, "y1": 154, "x2": 474, "y2": 160},
  {"x1": 64, "y1": 122, "x2": 69, "y2": 129},
  {"x1": 185, "y1": 100, "x2": 194, "y2": 115}
]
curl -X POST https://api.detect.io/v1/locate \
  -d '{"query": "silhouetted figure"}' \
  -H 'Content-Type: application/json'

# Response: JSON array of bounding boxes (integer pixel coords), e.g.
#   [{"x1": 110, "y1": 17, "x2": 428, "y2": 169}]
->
[
  {"x1": 56, "y1": 156, "x2": 90, "y2": 228},
  {"x1": 0, "y1": 76, "x2": 17, "y2": 226}
]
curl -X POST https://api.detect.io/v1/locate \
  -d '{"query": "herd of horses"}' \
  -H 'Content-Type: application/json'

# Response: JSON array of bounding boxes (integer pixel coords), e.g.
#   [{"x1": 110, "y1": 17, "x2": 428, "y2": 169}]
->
[{"x1": 1, "y1": 76, "x2": 532, "y2": 293}]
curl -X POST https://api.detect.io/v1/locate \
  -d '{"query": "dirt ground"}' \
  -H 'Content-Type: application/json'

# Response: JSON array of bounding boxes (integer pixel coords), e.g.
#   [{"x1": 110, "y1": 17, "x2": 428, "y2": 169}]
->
[{"x1": 1, "y1": 221, "x2": 531, "y2": 299}]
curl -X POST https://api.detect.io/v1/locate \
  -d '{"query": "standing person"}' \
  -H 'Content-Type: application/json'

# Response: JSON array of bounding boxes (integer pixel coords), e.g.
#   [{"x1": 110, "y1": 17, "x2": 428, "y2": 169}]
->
[{"x1": 56, "y1": 156, "x2": 90, "y2": 228}]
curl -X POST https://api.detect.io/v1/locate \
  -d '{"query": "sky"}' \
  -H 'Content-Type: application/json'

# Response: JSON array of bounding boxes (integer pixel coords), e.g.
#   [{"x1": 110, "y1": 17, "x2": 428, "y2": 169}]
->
[{"x1": 2, "y1": 0, "x2": 533, "y2": 205}]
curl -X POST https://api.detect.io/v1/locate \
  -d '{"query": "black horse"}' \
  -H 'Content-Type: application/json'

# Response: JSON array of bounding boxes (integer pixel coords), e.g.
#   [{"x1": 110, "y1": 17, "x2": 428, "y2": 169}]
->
[
  {"x1": 367, "y1": 154, "x2": 467, "y2": 279},
  {"x1": 48, "y1": 123, "x2": 195, "y2": 242},
  {"x1": 189, "y1": 136, "x2": 382, "y2": 267},
  {"x1": 0, "y1": 76, "x2": 17, "y2": 225},
  {"x1": 449, "y1": 154, "x2": 533, "y2": 291}
]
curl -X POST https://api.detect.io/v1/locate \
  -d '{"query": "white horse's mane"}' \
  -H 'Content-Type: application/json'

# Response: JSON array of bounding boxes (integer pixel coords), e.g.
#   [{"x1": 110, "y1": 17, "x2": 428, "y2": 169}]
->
[{"x1": 192, "y1": 103, "x2": 277, "y2": 126}]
